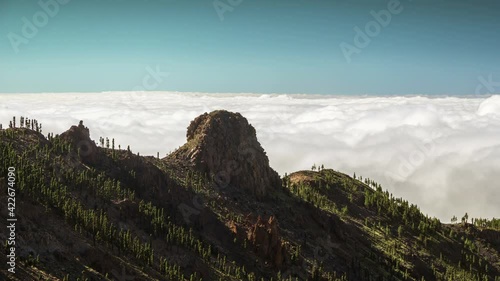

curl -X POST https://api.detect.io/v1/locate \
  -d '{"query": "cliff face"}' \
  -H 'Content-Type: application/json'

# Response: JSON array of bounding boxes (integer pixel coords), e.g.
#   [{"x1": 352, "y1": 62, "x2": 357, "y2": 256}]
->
[{"x1": 168, "y1": 110, "x2": 281, "y2": 198}]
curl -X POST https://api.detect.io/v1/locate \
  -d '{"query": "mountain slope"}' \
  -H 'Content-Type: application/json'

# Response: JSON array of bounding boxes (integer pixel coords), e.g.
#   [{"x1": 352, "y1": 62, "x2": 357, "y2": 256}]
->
[{"x1": 0, "y1": 112, "x2": 499, "y2": 281}]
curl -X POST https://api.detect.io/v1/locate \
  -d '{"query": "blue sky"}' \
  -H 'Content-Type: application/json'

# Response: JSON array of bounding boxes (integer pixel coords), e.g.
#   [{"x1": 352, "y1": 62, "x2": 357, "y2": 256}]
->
[{"x1": 1, "y1": 0, "x2": 500, "y2": 95}]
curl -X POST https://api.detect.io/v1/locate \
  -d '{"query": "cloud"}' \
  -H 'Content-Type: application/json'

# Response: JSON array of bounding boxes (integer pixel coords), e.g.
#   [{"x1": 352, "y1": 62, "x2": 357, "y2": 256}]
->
[{"x1": 1, "y1": 92, "x2": 499, "y2": 221}]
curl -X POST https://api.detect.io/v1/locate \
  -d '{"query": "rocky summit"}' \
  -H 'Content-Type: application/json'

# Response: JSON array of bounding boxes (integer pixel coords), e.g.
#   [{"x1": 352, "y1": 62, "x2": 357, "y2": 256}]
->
[
  {"x1": 59, "y1": 121, "x2": 99, "y2": 165},
  {"x1": 168, "y1": 110, "x2": 281, "y2": 198}
]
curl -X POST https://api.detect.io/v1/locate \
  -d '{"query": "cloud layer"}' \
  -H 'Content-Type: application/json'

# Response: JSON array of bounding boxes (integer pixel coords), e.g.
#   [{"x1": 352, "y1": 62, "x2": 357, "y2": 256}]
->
[{"x1": 1, "y1": 92, "x2": 499, "y2": 221}]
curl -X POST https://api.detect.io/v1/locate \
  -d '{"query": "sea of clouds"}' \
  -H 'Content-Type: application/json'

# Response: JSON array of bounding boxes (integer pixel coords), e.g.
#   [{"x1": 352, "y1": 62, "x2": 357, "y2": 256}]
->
[{"x1": 1, "y1": 92, "x2": 499, "y2": 221}]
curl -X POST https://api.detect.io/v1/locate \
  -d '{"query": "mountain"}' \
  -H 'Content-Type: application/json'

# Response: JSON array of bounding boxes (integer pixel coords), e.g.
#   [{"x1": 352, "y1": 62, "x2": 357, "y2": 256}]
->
[{"x1": 0, "y1": 112, "x2": 499, "y2": 281}]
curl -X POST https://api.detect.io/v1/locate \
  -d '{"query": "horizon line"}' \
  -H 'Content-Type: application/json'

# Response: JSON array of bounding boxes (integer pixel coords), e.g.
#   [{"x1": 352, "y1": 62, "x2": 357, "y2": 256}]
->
[{"x1": 0, "y1": 90, "x2": 496, "y2": 99}]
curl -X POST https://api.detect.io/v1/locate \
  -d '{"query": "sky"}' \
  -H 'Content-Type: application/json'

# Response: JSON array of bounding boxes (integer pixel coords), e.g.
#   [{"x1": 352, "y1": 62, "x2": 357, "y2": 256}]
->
[
  {"x1": 1, "y1": 92, "x2": 499, "y2": 221},
  {"x1": 1, "y1": 0, "x2": 500, "y2": 95}
]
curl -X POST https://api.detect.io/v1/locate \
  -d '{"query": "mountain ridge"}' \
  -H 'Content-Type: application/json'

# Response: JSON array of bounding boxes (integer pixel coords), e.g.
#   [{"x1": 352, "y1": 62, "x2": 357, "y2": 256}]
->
[{"x1": 0, "y1": 111, "x2": 499, "y2": 281}]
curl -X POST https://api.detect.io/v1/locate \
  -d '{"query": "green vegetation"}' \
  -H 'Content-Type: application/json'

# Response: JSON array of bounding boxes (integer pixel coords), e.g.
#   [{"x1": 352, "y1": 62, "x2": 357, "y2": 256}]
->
[
  {"x1": 282, "y1": 167, "x2": 500, "y2": 281},
  {"x1": 0, "y1": 116, "x2": 499, "y2": 281}
]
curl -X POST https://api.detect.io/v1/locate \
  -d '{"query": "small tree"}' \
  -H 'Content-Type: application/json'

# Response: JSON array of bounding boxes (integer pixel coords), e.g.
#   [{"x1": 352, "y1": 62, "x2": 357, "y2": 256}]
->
[
  {"x1": 462, "y1": 213, "x2": 469, "y2": 225},
  {"x1": 398, "y1": 225, "x2": 403, "y2": 237},
  {"x1": 451, "y1": 215, "x2": 457, "y2": 224},
  {"x1": 341, "y1": 205, "x2": 348, "y2": 215}
]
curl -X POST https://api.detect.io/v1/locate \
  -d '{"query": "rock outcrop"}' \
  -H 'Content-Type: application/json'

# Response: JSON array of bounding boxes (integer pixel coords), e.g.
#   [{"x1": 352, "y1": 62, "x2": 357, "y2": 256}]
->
[
  {"x1": 60, "y1": 121, "x2": 98, "y2": 165},
  {"x1": 247, "y1": 216, "x2": 287, "y2": 268},
  {"x1": 168, "y1": 110, "x2": 281, "y2": 198}
]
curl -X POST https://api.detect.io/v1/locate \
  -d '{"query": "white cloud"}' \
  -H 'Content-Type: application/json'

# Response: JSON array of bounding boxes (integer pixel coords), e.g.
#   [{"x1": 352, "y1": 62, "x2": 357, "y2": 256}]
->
[{"x1": 1, "y1": 92, "x2": 499, "y2": 221}]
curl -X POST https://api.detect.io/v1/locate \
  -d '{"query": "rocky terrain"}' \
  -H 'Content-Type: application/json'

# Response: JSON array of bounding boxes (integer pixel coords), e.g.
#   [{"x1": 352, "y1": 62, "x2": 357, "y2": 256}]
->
[
  {"x1": 168, "y1": 110, "x2": 281, "y2": 198},
  {"x1": 0, "y1": 111, "x2": 499, "y2": 281}
]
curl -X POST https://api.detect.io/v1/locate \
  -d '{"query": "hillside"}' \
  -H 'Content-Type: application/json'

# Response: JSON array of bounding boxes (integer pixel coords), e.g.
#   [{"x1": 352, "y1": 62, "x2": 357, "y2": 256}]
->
[{"x1": 0, "y1": 111, "x2": 499, "y2": 281}]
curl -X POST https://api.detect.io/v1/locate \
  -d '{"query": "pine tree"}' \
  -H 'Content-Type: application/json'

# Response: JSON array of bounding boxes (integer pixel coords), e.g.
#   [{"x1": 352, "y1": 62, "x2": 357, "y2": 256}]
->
[
  {"x1": 462, "y1": 213, "x2": 469, "y2": 225},
  {"x1": 451, "y1": 215, "x2": 457, "y2": 224}
]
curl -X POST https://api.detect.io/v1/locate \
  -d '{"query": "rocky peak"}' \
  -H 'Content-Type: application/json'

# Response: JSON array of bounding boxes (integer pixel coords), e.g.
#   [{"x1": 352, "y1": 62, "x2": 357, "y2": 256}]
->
[
  {"x1": 168, "y1": 110, "x2": 281, "y2": 198},
  {"x1": 60, "y1": 121, "x2": 98, "y2": 164}
]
